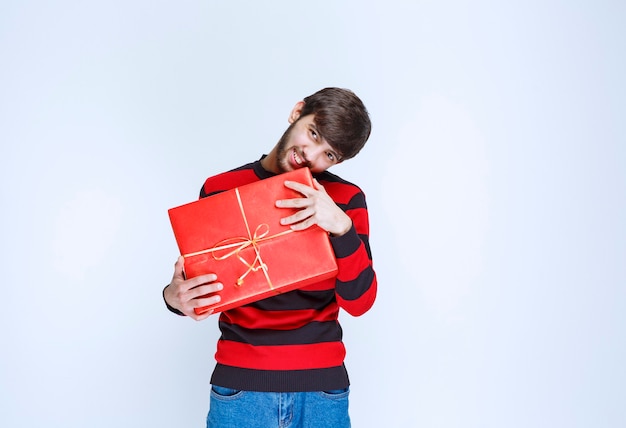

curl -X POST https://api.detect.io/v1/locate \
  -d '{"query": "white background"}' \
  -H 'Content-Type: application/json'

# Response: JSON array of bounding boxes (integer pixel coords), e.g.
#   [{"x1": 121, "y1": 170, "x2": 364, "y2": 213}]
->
[{"x1": 1, "y1": 1, "x2": 624, "y2": 427}]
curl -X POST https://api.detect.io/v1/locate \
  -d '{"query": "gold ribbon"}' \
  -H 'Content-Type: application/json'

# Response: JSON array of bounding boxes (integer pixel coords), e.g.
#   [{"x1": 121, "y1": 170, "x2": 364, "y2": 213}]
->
[{"x1": 183, "y1": 188, "x2": 293, "y2": 288}]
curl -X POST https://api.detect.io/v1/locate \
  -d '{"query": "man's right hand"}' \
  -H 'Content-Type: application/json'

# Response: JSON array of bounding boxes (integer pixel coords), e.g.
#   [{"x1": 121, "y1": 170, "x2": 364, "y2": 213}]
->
[{"x1": 163, "y1": 256, "x2": 223, "y2": 321}]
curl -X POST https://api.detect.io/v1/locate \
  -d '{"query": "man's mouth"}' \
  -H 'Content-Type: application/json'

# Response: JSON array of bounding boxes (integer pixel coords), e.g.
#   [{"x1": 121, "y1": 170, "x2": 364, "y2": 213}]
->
[{"x1": 292, "y1": 148, "x2": 305, "y2": 167}]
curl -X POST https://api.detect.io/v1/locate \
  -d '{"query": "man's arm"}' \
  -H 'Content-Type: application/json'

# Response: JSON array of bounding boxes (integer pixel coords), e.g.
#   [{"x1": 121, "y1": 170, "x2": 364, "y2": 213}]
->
[
  {"x1": 329, "y1": 222, "x2": 377, "y2": 316},
  {"x1": 276, "y1": 178, "x2": 377, "y2": 316}
]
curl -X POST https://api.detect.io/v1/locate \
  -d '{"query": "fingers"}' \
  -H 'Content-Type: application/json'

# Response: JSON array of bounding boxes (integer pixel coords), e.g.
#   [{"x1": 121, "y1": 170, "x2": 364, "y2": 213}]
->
[
  {"x1": 276, "y1": 185, "x2": 351, "y2": 235},
  {"x1": 185, "y1": 282, "x2": 222, "y2": 320},
  {"x1": 282, "y1": 179, "x2": 328, "y2": 197},
  {"x1": 279, "y1": 207, "x2": 315, "y2": 228},
  {"x1": 275, "y1": 181, "x2": 317, "y2": 210},
  {"x1": 282, "y1": 179, "x2": 312, "y2": 195},
  {"x1": 276, "y1": 179, "x2": 329, "y2": 210},
  {"x1": 187, "y1": 281, "x2": 223, "y2": 300},
  {"x1": 284, "y1": 216, "x2": 316, "y2": 231},
  {"x1": 275, "y1": 197, "x2": 311, "y2": 209},
  {"x1": 186, "y1": 272, "x2": 219, "y2": 288},
  {"x1": 193, "y1": 291, "x2": 222, "y2": 310},
  {"x1": 276, "y1": 179, "x2": 338, "y2": 232},
  {"x1": 167, "y1": 257, "x2": 224, "y2": 318}
]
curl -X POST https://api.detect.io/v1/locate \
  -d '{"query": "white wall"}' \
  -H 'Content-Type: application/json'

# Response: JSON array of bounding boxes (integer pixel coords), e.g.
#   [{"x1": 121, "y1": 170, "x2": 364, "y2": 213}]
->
[{"x1": 1, "y1": 1, "x2": 624, "y2": 427}]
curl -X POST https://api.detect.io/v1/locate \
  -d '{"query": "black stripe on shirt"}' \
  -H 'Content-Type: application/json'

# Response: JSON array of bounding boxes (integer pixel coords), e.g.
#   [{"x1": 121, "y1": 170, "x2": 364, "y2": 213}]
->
[
  {"x1": 335, "y1": 268, "x2": 376, "y2": 301},
  {"x1": 247, "y1": 289, "x2": 336, "y2": 312},
  {"x1": 218, "y1": 320, "x2": 343, "y2": 346}
]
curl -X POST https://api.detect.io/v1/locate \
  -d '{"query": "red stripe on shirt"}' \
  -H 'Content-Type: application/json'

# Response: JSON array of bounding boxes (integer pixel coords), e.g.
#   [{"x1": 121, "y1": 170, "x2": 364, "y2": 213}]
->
[
  {"x1": 219, "y1": 304, "x2": 339, "y2": 330},
  {"x1": 215, "y1": 341, "x2": 347, "y2": 370}
]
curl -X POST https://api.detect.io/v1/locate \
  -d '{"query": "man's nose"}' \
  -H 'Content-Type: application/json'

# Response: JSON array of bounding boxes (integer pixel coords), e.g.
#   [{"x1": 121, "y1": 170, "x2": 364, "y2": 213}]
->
[{"x1": 304, "y1": 146, "x2": 324, "y2": 164}]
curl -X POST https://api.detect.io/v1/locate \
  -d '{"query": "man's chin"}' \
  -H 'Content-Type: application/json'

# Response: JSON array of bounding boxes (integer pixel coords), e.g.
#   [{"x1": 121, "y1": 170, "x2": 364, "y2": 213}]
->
[
  {"x1": 276, "y1": 160, "x2": 290, "y2": 174},
  {"x1": 284, "y1": 163, "x2": 308, "y2": 173},
  {"x1": 278, "y1": 156, "x2": 300, "y2": 173}
]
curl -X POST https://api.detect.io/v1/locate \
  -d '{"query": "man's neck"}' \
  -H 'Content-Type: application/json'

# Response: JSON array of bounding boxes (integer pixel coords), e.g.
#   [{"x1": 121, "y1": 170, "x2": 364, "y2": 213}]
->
[{"x1": 260, "y1": 148, "x2": 279, "y2": 174}]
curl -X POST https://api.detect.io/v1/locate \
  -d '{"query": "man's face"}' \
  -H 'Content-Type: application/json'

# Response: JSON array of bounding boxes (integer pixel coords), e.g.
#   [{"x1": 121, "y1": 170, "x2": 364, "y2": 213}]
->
[{"x1": 274, "y1": 114, "x2": 342, "y2": 174}]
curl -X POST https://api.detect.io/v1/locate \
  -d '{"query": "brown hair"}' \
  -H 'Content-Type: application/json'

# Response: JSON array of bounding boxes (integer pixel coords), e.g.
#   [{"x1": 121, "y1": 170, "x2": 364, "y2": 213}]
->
[{"x1": 299, "y1": 87, "x2": 371, "y2": 161}]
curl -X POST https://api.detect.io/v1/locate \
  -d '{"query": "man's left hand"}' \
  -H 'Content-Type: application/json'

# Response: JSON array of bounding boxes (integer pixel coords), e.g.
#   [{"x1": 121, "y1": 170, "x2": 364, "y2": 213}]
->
[{"x1": 276, "y1": 178, "x2": 352, "y2": 237}]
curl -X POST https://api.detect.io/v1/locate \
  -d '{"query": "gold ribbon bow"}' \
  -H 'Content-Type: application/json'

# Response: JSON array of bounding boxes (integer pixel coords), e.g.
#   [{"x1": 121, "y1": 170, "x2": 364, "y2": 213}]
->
[{"x1": 183, "y1": 188, "x2": 293, "y2": 288}]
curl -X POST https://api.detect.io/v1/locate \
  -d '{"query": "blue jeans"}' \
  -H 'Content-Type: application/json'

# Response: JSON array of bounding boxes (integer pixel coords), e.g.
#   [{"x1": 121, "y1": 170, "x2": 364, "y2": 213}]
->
[{"x1": 207, "y1": 385, "x2": 351, "y2": 428}]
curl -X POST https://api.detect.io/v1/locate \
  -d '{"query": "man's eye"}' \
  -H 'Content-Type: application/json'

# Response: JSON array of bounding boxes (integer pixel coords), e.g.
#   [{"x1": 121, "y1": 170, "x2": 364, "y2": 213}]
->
[
  {"x1": 327, "y1": 152, "x2": 335, "y2": 162},
  {"x1": 310, "y1": 129, "x2": 318, "y2": 140}
]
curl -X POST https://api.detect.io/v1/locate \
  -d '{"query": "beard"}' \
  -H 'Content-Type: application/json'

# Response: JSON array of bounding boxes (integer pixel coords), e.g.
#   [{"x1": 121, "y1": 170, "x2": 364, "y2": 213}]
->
[{"x1": 274, "y1": 121, "x2": 297, "y2": 174}]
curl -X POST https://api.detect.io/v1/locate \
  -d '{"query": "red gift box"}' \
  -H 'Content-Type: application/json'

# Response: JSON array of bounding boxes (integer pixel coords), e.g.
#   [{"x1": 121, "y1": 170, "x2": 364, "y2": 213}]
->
[{"x1": 168, "y1": 168, "x2": 338, "y2": 315}]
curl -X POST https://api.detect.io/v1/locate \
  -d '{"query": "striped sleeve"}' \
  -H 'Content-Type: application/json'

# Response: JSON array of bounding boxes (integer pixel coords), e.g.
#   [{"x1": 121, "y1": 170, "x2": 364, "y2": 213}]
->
[
  {"x1": 321, "y1": 177, "x2": 377, "y2": 317},
  {"x1": 199, "y1": 166, "x2": 259, "y2": 198}
]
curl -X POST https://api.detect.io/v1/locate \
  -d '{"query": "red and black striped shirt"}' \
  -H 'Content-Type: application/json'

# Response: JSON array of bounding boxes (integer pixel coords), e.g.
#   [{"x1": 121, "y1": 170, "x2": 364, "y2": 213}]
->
[{"x1": 196, "y1": 158, "x2": 377, "y2": 392}]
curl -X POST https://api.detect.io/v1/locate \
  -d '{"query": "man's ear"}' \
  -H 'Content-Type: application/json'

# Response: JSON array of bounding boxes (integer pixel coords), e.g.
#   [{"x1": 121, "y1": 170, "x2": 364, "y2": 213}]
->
[{"x1": 288, "y1": 101, "x2": 305, "y2": 124}]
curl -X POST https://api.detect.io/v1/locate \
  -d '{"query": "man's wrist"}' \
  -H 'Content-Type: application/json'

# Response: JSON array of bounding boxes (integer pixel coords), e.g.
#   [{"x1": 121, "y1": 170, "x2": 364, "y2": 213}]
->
[
  {"x1": 330, "y1": 219, "x2": 353, "y2": 237},
  {"x1": 163, "y1": 285, "x2": 186, "y2": 316}
]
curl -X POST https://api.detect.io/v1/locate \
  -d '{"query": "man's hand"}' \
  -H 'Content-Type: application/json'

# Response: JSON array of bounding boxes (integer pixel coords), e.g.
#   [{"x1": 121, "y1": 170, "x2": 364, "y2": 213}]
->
[
  {"x1": 276, "y1": 178, "x2": 352, "y2": 236},
  {"x1": 163, "y1": 256, "x2": 223, "y2": 321}
]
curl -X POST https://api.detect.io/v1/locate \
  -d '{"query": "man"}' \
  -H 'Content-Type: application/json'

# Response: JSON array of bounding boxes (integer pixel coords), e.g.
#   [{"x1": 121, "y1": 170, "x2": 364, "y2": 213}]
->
[{"x1": 163, "y1": 87, "x2": 377, "y2": 428}]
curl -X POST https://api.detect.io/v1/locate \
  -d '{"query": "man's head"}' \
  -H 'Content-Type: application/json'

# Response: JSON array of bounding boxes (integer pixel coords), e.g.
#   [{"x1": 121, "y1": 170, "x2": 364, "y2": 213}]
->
[
  {"x1": 265, "y1": 87, "x2": 371, "y2": 174},
  {"x1": 298, "y1": 87, "x2": 371, "y2": 161}
]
